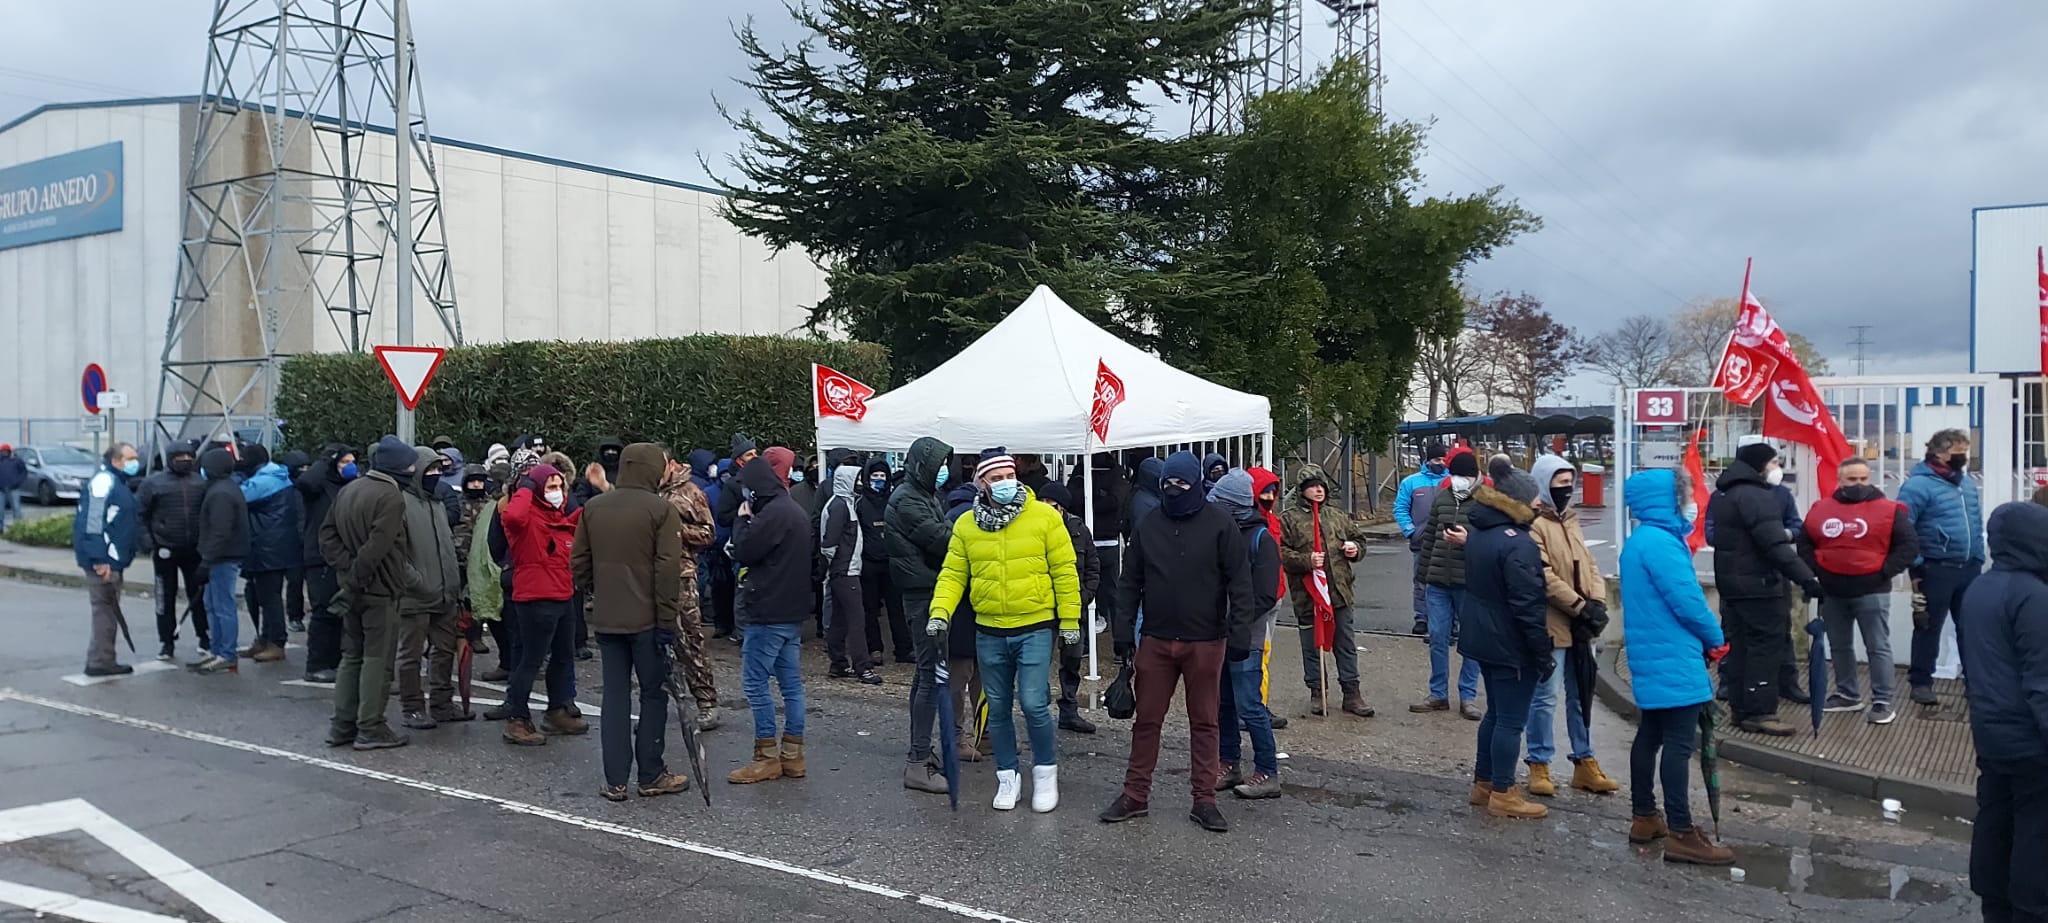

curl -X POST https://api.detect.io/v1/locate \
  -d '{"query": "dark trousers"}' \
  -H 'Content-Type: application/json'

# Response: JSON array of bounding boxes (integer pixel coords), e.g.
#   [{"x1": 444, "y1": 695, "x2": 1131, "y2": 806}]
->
[
  {"x1": 1473, "y1": 662, "x2": 1539, "y2": 790},
  {"x1": 825, "y1": 573, "x2": 872, "y2": 672},
  {"x1": 573, "y1": 590, "x2": 589, "y2": 649},
  {"x1": 861, "y1": 567, "x2": 910, "y2": 659},
  {"x1": 488, "y1": 607, "x2": 521, "y2": 672},
  {"x1": 1094, "y1": 543, "x2": 1121, "y2": 634},
  {"x1": 1723, "y1": 595, "x2": 1793, "y2": 722},
  {"x1": 1630, "y1": 703, "x2": 1702, "y2": 832},
  {"x1": 598, "y1": 629, "x2": 671, "y2": 788},
  {"x1": 903, "y1": 590, "x2": 944, "y2": 763},
  {"x1": 1974, "y1": 757, "x2": 2048, "y2": 923},
  {"x1": 1910, "y1": 560, "x2": 1983, "y2": 690},
  {"x1": 151, "y1": 547, "x2": 209, "y2": 652},
  {"x1": 1120, "y1": 638, "x2": 1226, "y2": 807},
  {"x1": 1058, "y1": 632, "x2": 1085, "y2": 710},
  {"x1": 245, "y1": 570, "x2": 288, "y2": 646},
  {"x1": 285, "y1": 565, "x2": 306, "y2": 624},
  {"x1": 505, "y1": 598, "x2": 576, "y2": 720},
  {"x1": 710, "y1": 555, "x2": 737, "y2": 636},
  {"x1": 304, "y1": 565, "x2": 343, "y2": 672},
  {"x1": 332, "y1": 591, "x2": 399, "y2": 737}
]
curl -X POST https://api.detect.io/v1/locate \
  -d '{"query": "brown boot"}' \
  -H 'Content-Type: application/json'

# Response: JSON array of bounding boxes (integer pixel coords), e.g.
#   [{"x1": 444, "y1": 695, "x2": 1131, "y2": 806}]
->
[
  {"x1": 778, "y1": 734, "x2": 806, "y2": 778},
  {"x1": 1628, "y1": 811, "x2": 1670, "y2": 844},
  {"x1": 502, "y1": 718, "x2": 546, "y2": 747},
  {"x1": 1526, "y1": 763, "x2": 1556, "y2": 797},
  {"x1": 1570, "y1": 757, "x2": 1620, "y2": 794},
  {"x1": 1341, "y1": 687, "x2": 1375, "y2": 718},
  {"x1": 727, "y1": 738, "x2": 783, "y2": 784},
  {"x1": 1486, "y1": 785, "x2": 1549, "y2": 819},
  {"x1": 956, "y1": 733, "x2": 984, "y2": 763},
  {"x1": 541, "y1": 707, "x2": 589, "y2": 736},
  {"x1": 1469, "y1": 781, "x2": 1492, "y2": 807},
  {"x1": 1662, "y1": 827, "x2": 1735, "y2": 865},
  {"x1": 250, "y1": 642, "x2": 287, "y2": 663}
]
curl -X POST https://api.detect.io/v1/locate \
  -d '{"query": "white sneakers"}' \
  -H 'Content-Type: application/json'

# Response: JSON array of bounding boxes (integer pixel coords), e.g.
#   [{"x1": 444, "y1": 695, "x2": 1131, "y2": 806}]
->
[
  {"x1": 1031, "y1": 765, "x2": 1058, "y2": 813},
  {"x1": 993, "y1": 770, "x2": 1021, "y2": 810}
]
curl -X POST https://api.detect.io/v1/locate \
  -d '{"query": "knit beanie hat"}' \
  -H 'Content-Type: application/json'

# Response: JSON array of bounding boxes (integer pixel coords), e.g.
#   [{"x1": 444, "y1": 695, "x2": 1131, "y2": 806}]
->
[
  {"x1": 731, "y1": 433, "x2": 758, "y2": 458},
  {"x1": 1488, "y1": 455, "x2": 1515, "y2": 483},
  {"x1": 1423, "y1": 442, "x2": 1448, "y2": 463},
  {"x1": 1036, "y1": 481, "x2": 1072, "y2": 509},
  {"x1": 1496, "y1": 470, "x2": 1540, "y2": 507},
  {"x1": 372, "y1": 435, "x2": 416, "y2": 476},
  {"x1": 1448, "y1": 450, "x2": 1479, "y2": 478},
  {"x1": 975, "y1": 447, "x2": 1017, "y2": 481},
  {"x1": 1736, "y1": 441, "x2": 1778, "y2": 471}
]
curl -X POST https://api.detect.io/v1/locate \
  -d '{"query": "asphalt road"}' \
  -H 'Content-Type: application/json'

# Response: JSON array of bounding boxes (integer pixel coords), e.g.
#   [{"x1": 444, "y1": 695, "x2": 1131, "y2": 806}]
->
[{"x1": 0, "y1": 578, "x2": 1981, "y2": 923}]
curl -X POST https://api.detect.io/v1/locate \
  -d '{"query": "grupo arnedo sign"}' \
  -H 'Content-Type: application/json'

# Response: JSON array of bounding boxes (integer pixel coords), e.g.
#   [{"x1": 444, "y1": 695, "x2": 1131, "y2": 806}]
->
[{"x1": 0, "y1": 142, "x2": 124, "y2": 252}]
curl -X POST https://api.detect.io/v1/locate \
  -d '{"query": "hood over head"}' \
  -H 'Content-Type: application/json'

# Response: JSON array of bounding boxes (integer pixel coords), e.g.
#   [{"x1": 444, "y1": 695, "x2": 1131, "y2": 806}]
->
[
  {"x1": 596, "y1": 436, "x2": 625, "y2": 470},
  {"x1": 1208, "y1": 468, "x2": 1259, "y2": 523},
  {"x1": 1529, "y1": 455, "x2": 1576, "y2": 497},
  {"x1": 409, "y1": 446, "x2": 444, "y2": 491},
  {"x1": 318, "y1": 441, "x2": 353, "y2": 464},
  {"x1": 904, "y1": 436, "x2": 953, "y2": 494},
  {"x1": 831, "y1": 463, "x2": 863, "y2": 499},
  {"x1": 762, "y1": 446, "x2": 796, "y2": 485},
  {"x1": 462, "y1": 463, "x2": 488, "y2": 488},
  {"x1": 1624, "y1": 469, "x2": 1687, "y2": 534},
  {"x1": 1986, "y1": 501, "x2": 2048, "y2": 575},
  {"x1": 1133, "y1": 457, "x2": 1165, "y2": 497},
  {"x1": 234, "y1": 443, "x2": 269, "y2": 477},
  {"x1": 1035, "y1": 480, "x2": 1073, "y2": 510},
  {"x1": 687, "y1": 449, "x2": 716, "y2": 479},
  {"x1": 240, "y1": 461, "x2": 293, "y2": 502},
  {"x1": 740, "y1": 455, "x2": 787, "y2": 500},
  {"x1": 526, "y1": 463, "x2": 565, "y2": 496},
  {"x1": 1201, "y1": 452, "x2": 1229, "y2": 482},
  {"x1": 1160, "y1": 451, "x2": 1205, "y2": 519},
  {"x1": 279, "y1": 449, "x2": 311, "y2": 470},
  {"x1": 371, "y1": 435, "x2": 416, "y2": 477},
  {"x1": 617, "y1": 442, "x2": 667, "y2": 491},
  {"x1": 1248, "y1": 466, "x2": 1282, "y2": 504},
  {"x1": 439, "y1": 447, "x2": 465, "y2": 470},
  {"x1": 198, "y1": 447, "x2": 236, "y2": 481}
]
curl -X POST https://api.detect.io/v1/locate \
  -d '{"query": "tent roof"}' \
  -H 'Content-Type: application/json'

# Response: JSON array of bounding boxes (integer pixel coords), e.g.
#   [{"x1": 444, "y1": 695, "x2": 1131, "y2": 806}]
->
[{"x1": 816, "y1": 286, "x2": 1272, "y2": 454}]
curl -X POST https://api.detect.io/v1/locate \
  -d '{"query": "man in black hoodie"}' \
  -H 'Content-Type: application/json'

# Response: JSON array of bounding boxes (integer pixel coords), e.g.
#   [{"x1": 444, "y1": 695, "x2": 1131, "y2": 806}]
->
[
  {"x1": 295, "y1": 443, "x2": 358, "y2": 683},
  {"x1": 1103, "y1": 451, "x2": 1257, "y2": 833},
  {"x1": 1796, "y1": 457, "x2": 1916, "y2": 725},
  {"x1": 713, "y1": 433, "x2": 759, "y2": 531},
  {"x1": 1712, "y1": 441, "x2": 1824, "y2": 735},
  {"x1": 572, "y1": 436, "x2": 624, "y2": 506},
  {"x1": 191, "y1": 448, "x2": 249, "y2": 674},
  {"x1": 136, "y1": 440, "x2": 211, "y2": 660},
  {"x1": 886, "y1": 436, "x2": 956, "y2": 793},
  {"x1": 857, "y1": 457, "x2": 911, "y2": 663},
  {"x1": 727, "y1": 450, "x2": 813, "y2": 784},
  {"x1": 278, "y1": 449, "x2": 312, "y2": 633}
]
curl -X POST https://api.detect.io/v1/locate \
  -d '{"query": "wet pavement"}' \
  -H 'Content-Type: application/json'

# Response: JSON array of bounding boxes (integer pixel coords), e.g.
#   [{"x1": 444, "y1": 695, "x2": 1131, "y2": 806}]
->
[{"x1": 0, "y1": 577, "x2": 1983, "y2": 922}]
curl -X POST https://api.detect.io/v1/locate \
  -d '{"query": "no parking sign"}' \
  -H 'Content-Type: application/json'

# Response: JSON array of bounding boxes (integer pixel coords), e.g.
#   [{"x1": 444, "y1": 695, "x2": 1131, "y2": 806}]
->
[{"x1": 81, "y1": 363, "x2": 107, "y2": 415}]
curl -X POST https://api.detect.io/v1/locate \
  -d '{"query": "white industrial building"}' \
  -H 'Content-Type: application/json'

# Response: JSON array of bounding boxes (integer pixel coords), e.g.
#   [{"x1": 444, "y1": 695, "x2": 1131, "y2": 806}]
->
[{"x1": 0, "y1": 96, "x2": 828, "y2": 448}]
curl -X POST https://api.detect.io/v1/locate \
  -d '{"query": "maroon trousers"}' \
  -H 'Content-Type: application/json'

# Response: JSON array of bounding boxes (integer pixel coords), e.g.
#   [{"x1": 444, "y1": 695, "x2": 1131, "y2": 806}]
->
[{"x1": 1120, "y1": 638, "x2": 1227, "y2": 807}]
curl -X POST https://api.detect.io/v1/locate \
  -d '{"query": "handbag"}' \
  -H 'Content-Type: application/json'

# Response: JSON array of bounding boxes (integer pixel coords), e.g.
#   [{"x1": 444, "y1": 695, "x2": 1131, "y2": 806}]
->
[{"x1": 1104, "y1": 658, "x2": 1136, "y2": 720}]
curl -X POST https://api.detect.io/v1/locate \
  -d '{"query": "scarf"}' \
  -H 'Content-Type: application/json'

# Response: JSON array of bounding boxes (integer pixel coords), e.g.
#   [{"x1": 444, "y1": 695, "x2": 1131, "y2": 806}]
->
[{"x1": 973, "y1": 489, "x2": 1027, "y2": 532}]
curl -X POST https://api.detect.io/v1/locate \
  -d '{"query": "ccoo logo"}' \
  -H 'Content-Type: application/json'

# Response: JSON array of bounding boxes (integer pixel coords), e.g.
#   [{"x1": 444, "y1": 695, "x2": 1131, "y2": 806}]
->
[{"x1": 1819, "y1": 516, "x2": 1869, "y2": 539}]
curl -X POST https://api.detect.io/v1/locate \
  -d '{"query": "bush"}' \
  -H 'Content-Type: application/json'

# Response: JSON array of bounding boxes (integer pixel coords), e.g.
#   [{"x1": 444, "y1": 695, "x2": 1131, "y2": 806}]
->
[
  {"x1": 4, "y1": 514, "x2": 72, "y2": 548},
  {"x1": 277, "y1": 336, "x2": 890, "y2": 461}
]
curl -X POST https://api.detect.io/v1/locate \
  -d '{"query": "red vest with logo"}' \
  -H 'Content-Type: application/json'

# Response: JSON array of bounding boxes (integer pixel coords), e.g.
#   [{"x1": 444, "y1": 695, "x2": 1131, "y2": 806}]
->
[{"x1": 1802, "y1": 496, "x2": 1899, "y2": 576}]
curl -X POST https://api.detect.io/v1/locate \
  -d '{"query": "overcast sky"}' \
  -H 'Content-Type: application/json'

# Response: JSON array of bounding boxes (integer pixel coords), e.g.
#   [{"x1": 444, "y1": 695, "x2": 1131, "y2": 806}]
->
[{"x1": 5, "y1": 1, "x2": 2042, "y2": 404}]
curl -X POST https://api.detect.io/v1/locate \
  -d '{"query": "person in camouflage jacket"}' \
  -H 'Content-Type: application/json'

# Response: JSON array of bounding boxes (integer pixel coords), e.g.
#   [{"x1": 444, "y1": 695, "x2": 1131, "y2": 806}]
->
[{"x1": 659, "y1": 451, "x2": 721, "y2": 728}]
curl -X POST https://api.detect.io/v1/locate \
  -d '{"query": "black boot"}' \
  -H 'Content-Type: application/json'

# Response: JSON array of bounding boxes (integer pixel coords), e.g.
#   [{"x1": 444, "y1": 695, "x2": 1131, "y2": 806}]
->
[{"x1": 1059, "y1": 705, "x2": 1097, "y2": 734}]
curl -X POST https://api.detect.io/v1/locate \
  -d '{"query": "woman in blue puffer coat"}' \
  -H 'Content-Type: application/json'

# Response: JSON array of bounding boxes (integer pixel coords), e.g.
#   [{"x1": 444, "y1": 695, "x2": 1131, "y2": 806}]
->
[{"x1": 1619, "y1": 468, "x2": 1732, "y2": 866}]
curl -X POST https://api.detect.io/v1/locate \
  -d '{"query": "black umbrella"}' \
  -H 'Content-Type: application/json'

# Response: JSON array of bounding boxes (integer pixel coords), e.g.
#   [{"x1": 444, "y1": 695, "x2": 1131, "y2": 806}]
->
[
  {"x1": 664, "y1": 639, "x2": 713, "y2": 806},
  {"x1": 934, "y1": 659, "x2": 962, "y2": 811},
  {"x1": 1697, "y1": 702, "x2": 1723, "y2": 839},
  {"x1": 1567, "y1": 638, "x2": 1597, "y2": 728},
  {"x1": 1804, "y1": 599, "x2": 1827, "y2": 737}
]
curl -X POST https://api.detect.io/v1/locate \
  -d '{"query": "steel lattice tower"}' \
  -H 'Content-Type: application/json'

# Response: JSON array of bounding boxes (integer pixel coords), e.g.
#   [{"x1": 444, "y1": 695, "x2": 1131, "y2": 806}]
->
[
  {"x1": 153, "y1": 0, "x2": 460, "y2": 450},
  {"x1": 1322, "y1": 0, "x2": 1383, "y2": 115},
  {"x1": 1191, "y1": 0, "x2": 1382, "y2": 135}
]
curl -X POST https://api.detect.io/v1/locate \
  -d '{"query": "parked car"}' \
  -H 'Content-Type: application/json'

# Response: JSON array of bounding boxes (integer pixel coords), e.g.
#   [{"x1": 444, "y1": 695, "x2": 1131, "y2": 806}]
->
[{"x1": 19, "y1": 444, "x2": 101, "y2": 505}]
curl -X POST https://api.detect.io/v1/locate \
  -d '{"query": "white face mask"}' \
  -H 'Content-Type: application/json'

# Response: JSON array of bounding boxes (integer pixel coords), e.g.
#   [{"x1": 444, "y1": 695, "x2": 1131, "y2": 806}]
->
[
  {"x1": 1765, "y1": 467, "x2": 1784, "y2": 487},
  {"x1": 544, "y1": 488, "x2": 565, "y2": 508},
  {"x1": 1450, "y1": 475, "x2": 1476, "y2": 496},
  {"x1": 1681, "y1": 503, "x2": 1699, "y2": 523}
]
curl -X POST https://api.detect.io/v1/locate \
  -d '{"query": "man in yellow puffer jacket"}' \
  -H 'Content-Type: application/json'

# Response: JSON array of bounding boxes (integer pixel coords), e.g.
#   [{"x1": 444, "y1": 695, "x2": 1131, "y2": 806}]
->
[{"x1": 929, "y1": 447, "x2": 1082, "y2": 814}]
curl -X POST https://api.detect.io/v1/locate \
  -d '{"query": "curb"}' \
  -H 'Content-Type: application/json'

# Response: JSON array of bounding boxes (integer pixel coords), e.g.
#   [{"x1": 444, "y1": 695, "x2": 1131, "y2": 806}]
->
[
  {"x1": 0, "y1": 561, "x2": 152, "y2": 599},
  {"x1": 1589, "y1": 644, "x2": 1977, "y2": 821}
]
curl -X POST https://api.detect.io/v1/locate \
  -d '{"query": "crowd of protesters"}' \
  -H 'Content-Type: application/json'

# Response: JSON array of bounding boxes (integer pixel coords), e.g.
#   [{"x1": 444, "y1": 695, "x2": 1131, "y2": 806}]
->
[{"x1": 60, "y1": 425, "x2": 2043, "y2": 916}]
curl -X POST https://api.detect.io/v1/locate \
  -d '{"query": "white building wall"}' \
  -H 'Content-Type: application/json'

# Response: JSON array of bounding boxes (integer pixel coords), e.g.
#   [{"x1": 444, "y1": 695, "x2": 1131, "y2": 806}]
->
[
  {"x1": 0, "y1": 101, "x2": 184, "y2": 445},
  {"x1": 1971, "y1": 203, "x2": 2048, "y2": 375}
]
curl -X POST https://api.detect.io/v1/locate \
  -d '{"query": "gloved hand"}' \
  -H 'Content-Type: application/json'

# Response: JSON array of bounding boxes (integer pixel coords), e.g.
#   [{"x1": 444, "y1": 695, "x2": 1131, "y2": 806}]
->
[
  {"x1": 1910, "y1": 579, "x2": 1928, "y2": 628},
  {"x1": 654, "y1": 628, "x2": 678, "y2": 649},
  {"x1": 1537, "y1": 659, "x2": 1556, "y2": 684},
  {"x1": 1799, "y1": 580, "x2": 1825, "y2": 603},
  {"x1": 1114, "y1": 641, "x2": 1135, "y2": 661},
  {"x1": 1060, "y1": 629, "x2": 1082, "y2": 647},
  {"x1": 1226, "y1": 646, "x2": 1252, "y2": 663},
  {"x1": 1706, "y1": 643, "x2": 1731, "y2": 665},
  {"x1": 1579, "y1": 599, "x2": 1610, "y2": 637},
  {"x1": 926, "y1": 617, "x2": 948, "y2": 637}
]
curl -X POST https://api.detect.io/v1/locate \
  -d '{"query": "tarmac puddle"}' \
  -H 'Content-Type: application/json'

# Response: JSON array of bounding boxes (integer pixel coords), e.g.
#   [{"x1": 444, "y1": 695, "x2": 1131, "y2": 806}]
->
[
  {"x1": 1685, "y1": 844, "x2": 1954, "y2": 904},
  {"x1": 1279, "y1": 783, "x2": 1416, "y2": 815}
]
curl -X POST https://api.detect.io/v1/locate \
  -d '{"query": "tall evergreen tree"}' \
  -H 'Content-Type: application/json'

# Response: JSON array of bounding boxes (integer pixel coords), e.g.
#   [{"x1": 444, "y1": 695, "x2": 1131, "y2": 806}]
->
[{"x1": 717, "y1": 0, "x2": 1267, "y2": 377}]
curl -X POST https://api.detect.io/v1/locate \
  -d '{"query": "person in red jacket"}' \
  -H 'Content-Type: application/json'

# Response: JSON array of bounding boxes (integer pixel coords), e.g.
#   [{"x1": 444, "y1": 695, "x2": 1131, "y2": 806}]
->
[
  {"x1": 1795, "y1": 457, "x2": 1917, "y2": 726},
  {"x1": 499, "y1": 462, "x2": 587, "y2": 746}
]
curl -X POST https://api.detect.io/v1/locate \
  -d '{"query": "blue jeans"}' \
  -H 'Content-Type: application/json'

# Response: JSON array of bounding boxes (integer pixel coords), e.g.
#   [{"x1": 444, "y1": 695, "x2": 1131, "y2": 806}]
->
[
  {"x1": 742, "y1": 623, "x2": 805, "y2": 740},
  {"x1": 1426, "y1": 585, "x2": 1481, "y2": 702},
  {"x1": 1473, "y1": 662, "x2": 1539, "y2": 790},
  {"x1": 975, "y1": 629, "x2": 1056, "y2": 772},
  {"x1": 0, "y1": 488, "x2": 20, "y2": 531},
  {"x1": 1631, "y1": 703, "x2": 1701, "y2": 831},
  {"x1": 1526, "y1": 648, "x2": 1593, "y2": 764},
  {"x1": 1218, "y1": 653, "x2": 1278, "y2": 776},
  {"x1": 204, "y1": 563, "x2": 241, "y2": 661}
]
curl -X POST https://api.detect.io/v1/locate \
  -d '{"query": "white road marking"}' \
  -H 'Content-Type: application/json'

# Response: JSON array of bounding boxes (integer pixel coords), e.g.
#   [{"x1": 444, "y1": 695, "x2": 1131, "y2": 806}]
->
[
  {"x1": 0, "y1": 798, "x2": 286, "y2": 922},
  {"x1": 0, "y1": 690, "x2": 1024, "y2": 922},
  {"x1": 59, "y1": 661, "x2": 177, "y2": 687},
  {"x1": 281, "y1": 681, "x2": 623, "y2": 718},
  {"x1": 1585, "y1": 539, "x2": 1609, "y2": 547}
]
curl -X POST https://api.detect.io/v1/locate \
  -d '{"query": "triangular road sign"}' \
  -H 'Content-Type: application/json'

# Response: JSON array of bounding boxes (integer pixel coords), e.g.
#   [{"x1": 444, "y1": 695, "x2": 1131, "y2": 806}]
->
[
  {"x1": 0, "y1": 798, "x2": 286, "y2": 922},
  {"x1": 373, "y1": 345, "x2": 447, "y2": 411}
]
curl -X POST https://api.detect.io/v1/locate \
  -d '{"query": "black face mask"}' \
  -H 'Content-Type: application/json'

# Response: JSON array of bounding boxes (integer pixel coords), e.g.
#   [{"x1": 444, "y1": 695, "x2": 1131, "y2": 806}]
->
[
  {"x1": 422, "y1": 473, "x2": 443, "y2": 495},
  {"x1": 169, "y1": 458, "x2": 195, "y2": 476},
  {"x1": 1549, "y1": 486, "x2": 1573, "y2": 512},
  {"x1": 464, "y1": 485, "x2": 487, "y2": 499},
  {"x1": 1946, "y1": 452, "x2": 1968, "y2": 471}
]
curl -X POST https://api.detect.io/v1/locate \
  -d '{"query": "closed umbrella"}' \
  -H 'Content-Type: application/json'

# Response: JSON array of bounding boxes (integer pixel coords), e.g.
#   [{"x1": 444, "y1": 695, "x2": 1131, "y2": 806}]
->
[
  {"x1": 1804, "y1": 599, "x2": 1826, "y2": 737},
  {"x1": 1306, "y1": 504, "x2": 1337, "y2": 716},
  {"x1": 1567, "y1": 637, "x2": 1597, "y2": 728},
  {"x1": 1696, "y1": 703, "x2": 1723, "y2": 839},
  {"x1": 664, "y1": 637, "x2": 713, "y2": 806},
  {"x1": 934, "y1": 660, "x2": 962, "y2": 811}
]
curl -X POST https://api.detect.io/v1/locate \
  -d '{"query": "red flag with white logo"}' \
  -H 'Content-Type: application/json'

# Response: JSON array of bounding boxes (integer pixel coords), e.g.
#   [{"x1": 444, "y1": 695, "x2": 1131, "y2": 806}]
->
[
  {"x1": 1089, "y1": 360, "x2": 1125, "y2": 443},
  {"x1": 1718, "y1": 261, "x2": 1853, "y2": 495},
  {"x1": 1682, "y1": 425, "x2": 1711, "y2": 553},
  {"x1": 813, "y1": 364, "x2": 876, "y2": 422},
  {"x1": 2037, "y1": 246, "x2": 2047, "y2": 375}
]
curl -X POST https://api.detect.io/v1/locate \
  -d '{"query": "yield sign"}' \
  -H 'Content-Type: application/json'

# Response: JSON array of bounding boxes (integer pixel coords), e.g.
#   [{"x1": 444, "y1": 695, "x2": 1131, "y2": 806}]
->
[
  {"x1": 0, "y1": 798, "x2": 286, "y2": 921},
  {"x1": 373, "y1": 345, "x2": 446, "y2": 411}
]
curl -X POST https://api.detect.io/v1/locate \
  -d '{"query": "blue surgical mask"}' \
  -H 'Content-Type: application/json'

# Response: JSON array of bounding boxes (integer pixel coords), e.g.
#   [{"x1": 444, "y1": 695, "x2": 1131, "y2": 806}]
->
[
  {"x1": 935, "y1": 467, "x2": 950, "y2": 490},
  {"x1": 120, "y1": 459, "x2": 141, "y2": 476},
  {"x1": 989, "y1": 478, "x2": 1021, "y2": 504},
  {"x1": 1425, "y1": 461, "x2": 1445, "y2": 475},
  {"x1": 790, "y1": 471, "x2": 805, "y2": 483},
  {"x1": 339, "y1": 461, "x2": 359, "y2": 480}
]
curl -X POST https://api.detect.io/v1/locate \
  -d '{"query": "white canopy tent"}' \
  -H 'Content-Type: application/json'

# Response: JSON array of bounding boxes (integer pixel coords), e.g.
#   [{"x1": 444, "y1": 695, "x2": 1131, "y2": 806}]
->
[{"x1": 815, "y1": 285, "x2": 1274, "y2": 687}]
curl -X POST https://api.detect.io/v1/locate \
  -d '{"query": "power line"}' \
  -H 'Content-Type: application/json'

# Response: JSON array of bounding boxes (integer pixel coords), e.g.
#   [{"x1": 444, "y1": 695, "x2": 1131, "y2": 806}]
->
[{"x1": 1850, "y1": 324, "x2": 1873, "y2": 375}]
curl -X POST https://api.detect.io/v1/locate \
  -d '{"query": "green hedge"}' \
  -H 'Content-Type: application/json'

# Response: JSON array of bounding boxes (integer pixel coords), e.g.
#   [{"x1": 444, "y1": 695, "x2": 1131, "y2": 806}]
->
[
  {"x1": 3, "y1": 514, "x2": 72, "y2": 548},
  {"x1": 277, "y1": 336, "x2": 889, "y2": 461}
]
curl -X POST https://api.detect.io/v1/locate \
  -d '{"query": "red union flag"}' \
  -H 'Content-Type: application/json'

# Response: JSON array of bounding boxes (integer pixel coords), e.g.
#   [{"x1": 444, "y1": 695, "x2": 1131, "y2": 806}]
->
[
  {"x1": 813, "y1": 364, "x2": 876, "y2": 422},
  {"x1": 2037, "y1": 246, "x2": 2047, "y2": 374},
  {"x1": 1089, "y1": 360, "x2": 1125, "y2": 442},
  {"x1": 1719, "y1": 261, "x2": 1854, "y2": 494}
]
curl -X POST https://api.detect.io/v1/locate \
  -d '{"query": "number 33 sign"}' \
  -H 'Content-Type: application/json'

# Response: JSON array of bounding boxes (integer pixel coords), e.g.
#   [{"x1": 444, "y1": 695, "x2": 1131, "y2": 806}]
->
[{"x1": 1635, "y1": 389, "x2": 1687, "y2": 426}]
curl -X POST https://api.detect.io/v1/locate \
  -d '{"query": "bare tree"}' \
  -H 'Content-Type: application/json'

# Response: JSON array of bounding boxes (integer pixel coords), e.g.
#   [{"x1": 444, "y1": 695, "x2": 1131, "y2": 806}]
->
[
  {"x1": 1586, "y1": 314, "x2": 1682, "y2": 388},
  {"x1": 1469, "y1": 291, "x2": 1588, "y2": 413},
  {"x1": 1414, "y1": 327, "x2": 1487, "y2": 418},
  {"x1": 1668, "y1": 297, "x2": 1832, "y2": 386}
]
